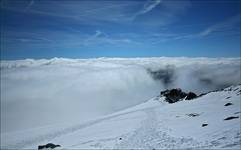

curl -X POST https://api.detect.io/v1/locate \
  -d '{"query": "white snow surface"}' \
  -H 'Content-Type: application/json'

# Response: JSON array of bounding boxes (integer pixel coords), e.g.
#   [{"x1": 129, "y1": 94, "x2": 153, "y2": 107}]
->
[{"x1": 1, "y1": 85, "x2": 240, "y2": 149}]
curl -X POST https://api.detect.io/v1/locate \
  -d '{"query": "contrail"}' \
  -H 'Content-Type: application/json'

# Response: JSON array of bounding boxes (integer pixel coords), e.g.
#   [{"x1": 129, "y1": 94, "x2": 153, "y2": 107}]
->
[{"x1": 24, "y1": 0, "x2": 34, "y2": 12}]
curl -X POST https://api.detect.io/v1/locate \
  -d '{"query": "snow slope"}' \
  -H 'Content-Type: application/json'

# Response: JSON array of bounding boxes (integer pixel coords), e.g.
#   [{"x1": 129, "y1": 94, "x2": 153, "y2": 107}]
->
[{"x1": 1, "y1": 85, "x2": 240, "y2": 149}]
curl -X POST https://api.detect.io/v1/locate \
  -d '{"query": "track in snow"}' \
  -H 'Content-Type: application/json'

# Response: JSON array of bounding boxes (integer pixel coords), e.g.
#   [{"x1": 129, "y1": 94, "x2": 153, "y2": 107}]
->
[
  {"x1": 5, "y1": 105, "x2": 160, "y2": 149},
  {"x1": 115, "y1": 108, "x2": 204, "y2": 149}
]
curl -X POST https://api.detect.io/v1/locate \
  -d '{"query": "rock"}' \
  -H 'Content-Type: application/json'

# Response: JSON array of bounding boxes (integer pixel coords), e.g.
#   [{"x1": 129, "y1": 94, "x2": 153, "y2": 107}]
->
[
  {"x1": 224, "y1": 102, "x2": 233, "y2": 106},
  {"x1": 187, "y1": 113, "x2": 200, "y2": 117},
  {"x1": 198, "y1": 93, "x2": 207, "y2": 97},
  {"x1": 234, "y1": 111, "x2": 241, "y2": 114},
  {"x1": 160, "y1": 89, "x2": 170, "y2": 96},
  {"x1": 224, "y1": 116, "x2": 239, "y2": 120},
  {"x1": 160, "y1": 88, "x2": 197, "y2": 103},
  {"x1": 161, "y1": 88, "x2": 187, "y2": 103},
  {"x1": 185, "y1": 92, "x2": 197, "y2": 100},
  {"x1": 202, "y1": 124, "x2": 208, "y2": 127},
  {"x1": 38, "y1": 143, "x2": 61, "y2": 150},
  {"x1": 169, "y1": 89, "x2": 187, "y2": 99}
]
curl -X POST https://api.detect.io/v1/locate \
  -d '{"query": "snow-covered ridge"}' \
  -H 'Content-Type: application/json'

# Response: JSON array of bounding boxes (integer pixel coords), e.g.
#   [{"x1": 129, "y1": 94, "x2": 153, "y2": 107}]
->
[{"x1": 1, "y1": 85, "x2": 240, "y2": 149}]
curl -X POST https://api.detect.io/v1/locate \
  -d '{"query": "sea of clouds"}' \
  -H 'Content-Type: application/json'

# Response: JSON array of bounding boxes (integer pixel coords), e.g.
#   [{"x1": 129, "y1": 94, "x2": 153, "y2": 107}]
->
[{"x1": 1, "y1": 57, "x2": 240, "y2": 133}]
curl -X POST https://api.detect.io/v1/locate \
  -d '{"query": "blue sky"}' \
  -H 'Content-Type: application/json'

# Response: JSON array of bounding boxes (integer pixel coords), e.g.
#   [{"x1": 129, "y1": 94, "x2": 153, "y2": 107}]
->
[{"x1": 1, "y1": 0, "x2": 240, "y2": 59}]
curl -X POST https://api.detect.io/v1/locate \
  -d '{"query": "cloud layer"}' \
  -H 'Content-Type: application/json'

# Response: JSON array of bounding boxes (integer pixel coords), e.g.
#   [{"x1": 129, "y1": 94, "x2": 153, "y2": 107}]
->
[{"x1": 1, "y1": 57, "x2": 240, "y2": 133}]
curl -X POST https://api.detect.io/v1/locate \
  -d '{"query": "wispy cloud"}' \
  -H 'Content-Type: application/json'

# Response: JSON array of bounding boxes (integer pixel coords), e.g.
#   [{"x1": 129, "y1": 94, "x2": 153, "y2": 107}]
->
[
  {"x1": 130, "y1": 0, "x2": 191, "y2": 26},
  {"x1": 16, "y1": 37, "x2": 52, "y2": 43},
  {"x1": 24, "y1": 0, "x2": 34, "y2": 12},
  {"x1": 83, "y1": 30, "x2": 137, "y2": 46},
  {"x1": 148, "y1": 14, "x2": 241, "y2": 44},
  {"x1": 2, "y1": 0, "x2": 140, "y2": 24},
  {"x1": 93, "y1": 30, "x2": 108, "y2": 38},
  {"x1": 199, "y1": 14, "x2": 241, "y2": 37},
  {"x1": 2, "y1": 0, "x2": 191, "y2": 27},
  {"x1": 132, "y1": 0, "x2": 162, "y2": 20}
]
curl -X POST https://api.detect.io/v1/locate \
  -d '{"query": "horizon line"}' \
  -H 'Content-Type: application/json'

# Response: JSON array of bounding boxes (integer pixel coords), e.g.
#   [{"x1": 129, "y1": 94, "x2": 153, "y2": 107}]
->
[{"x1": 1, "y1": 56, "x2": 241, "y2": 61}]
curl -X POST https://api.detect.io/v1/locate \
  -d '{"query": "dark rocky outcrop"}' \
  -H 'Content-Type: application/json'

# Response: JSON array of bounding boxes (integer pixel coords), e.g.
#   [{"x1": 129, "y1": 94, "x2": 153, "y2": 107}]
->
[
  {"x1": 224, "y1": 102, "x2": 233, "y2": 106},
  {"x1": 186, "y1": 92, "x2": 197, "y2": 100},
  {"x1": 224, "y1": 116, "x2": 239, "y2": 120},
  {"x1": 38, "y1": 143, "x2": 61, "y2": 150},
  {"x1": 187, "y1": 113, "x2": 200, "y2": 117},
  {"x1": 234, "y1": 111, "x2": 241, "y2": 114},
  {"x1": 160, "y1": 88, "x2": 197, "y2": 103},
  {"x1": 202, "y1": 123, "x2": 208, "y2": 127}
]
